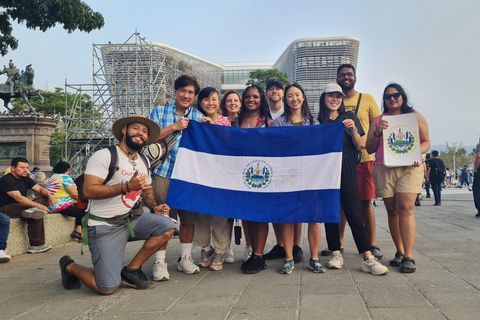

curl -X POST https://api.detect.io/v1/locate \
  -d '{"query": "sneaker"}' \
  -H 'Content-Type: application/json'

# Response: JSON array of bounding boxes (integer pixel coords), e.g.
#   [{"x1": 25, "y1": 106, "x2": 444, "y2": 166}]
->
[
  {"x1": 198, "y1": 247, "x2": 214, "y2": 268},
  {"x1": 21, "y1": 207, "x2": 46, "y2": 219},
  {"x1": 152, "y1": 260, "x2": 169, "y2": 281},
  {"x1": 370, "y1": 246, "x2": 383, "y2": 260},
  {"x1": 224, "y1": 247, "x2": 234, "y2": 264},
  {"x1": 293, "y1": 245, "x2": 303, "y2": 263},
  {"x1": 426, "y1": 195, "x2": 431, "y2": 198},
  {"x1": 279, "y1": 258, "x2": 294, "y2": 274},
  {"x1": 434, "y1": 202, "x2": 441, "y2": 206},
  {"x1": 243, "y1": 246, "x2": 253, "y2": 262},
  {"x1": 328, "y1": 250, "x2": 344, "y2": 269},
  {"x1": 241, "y1": 254, "x2": 254, "y2": 270},
  {"x1": 59, "y1": 255, "x2": 81, "y2": 289},
  {"x1": 70, "y1": 231, "x2": 82, "y2": 241},
  {"x1": 209, "y1": 253, "x2": 225, "y2": 271},
  {"x1": 245, "y1": 255, "x2": 267, "y2": 274},
  {"x1": 263, "y1": 244, "x2": 286, "y2": 260},
  {"x1": 475, "y1": 213, "x2": 480, "y2": 218},
  {"x1": 121, "y1": 266, "x2": 155, "y2": 290},
  {"x1": 321, "y1": 247, "x2": 344, "y2": 256},
  {"x1": 0, "y1": 250, "x2": 11, "y2": 263},
  {"x1": 389, "y1": 252, "x2": 405, "y2": 267},
  {"x1": 27, "y1": 244, "x2": 52, "y2": 253},
  {"x1": 309, "y1": 258, "x2": 326, "y2": 273},
  {"x1": 360, "y1": 255, "x2": 388, "y2": 275},
  {"x1": 177, "y1": 255, "x2": 200, "y2": 274}
]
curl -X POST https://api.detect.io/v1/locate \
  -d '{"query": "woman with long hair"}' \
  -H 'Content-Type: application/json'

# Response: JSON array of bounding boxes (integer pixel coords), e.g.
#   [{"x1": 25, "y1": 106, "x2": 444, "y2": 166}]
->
[
  {"x1": 219, "y1": 90, "x2": 241, "y2": 126},
  {"x1": 318, "y1": 83, "x2": 388, "y2": 275},
  {"x1": 366, "y1": 83, "x2": 430, "y2": 273},
  {"x1": 272, "y1": 82, "x2": 324, "y2": 274},
  {"x1": 239, "y1": 84, "x2": 272, "y2": 274},
  {"x1": 194, "y1": 87, "x2": 232, "y2": 271}
]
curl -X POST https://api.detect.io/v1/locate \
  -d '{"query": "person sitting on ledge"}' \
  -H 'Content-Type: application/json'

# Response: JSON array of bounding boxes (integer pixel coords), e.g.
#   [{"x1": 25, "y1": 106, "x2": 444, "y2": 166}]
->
[{"x1": 0, "y1": 157, "x2": 56, "y2": 254}]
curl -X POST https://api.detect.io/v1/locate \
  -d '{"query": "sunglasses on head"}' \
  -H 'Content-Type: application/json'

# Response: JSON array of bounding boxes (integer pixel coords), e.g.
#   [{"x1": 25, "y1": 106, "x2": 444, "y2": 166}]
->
[
  {"x1": 384, "y1": 92, "x2": 401, "y2": 100},
  {"x1": 284, "y1": 81, "x2": 301, "y2": 89}
]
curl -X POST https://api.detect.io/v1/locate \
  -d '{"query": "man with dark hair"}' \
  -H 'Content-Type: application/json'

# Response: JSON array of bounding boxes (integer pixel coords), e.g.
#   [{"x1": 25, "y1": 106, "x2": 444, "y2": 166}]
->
[
  {"x1": 460, "y1": 165, "x2": 471, "y2": 188},
  {"x1": 321, "y1": 63, "x2": 383, "y2": 260},
  {"x1": 0, "y1": 157, "x2": 56, "y2": 253},
  {"x1": 59, "y1": 115, "x2": 175, "y2": 295},
  {"x1": 150, "y1": 75, "x2": 204, "y2": 276},
  {"x1": 426, "y1": 150, "x2": 445, "y2": 206},
  {"x1": 424, "y1": 154, "x2": 432, "y2": 197}
]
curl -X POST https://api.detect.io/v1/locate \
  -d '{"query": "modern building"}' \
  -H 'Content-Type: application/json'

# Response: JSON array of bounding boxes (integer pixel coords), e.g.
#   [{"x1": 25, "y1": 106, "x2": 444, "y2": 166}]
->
[{"x1": 219, "y1": 62, "x2": 274, "y2": 93}]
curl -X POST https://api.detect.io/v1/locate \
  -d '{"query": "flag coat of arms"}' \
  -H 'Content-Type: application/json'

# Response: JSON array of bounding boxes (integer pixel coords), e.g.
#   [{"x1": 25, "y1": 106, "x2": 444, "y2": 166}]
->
[{"x1": 166, "y1": 121, "x2": 344, "y2": 223}]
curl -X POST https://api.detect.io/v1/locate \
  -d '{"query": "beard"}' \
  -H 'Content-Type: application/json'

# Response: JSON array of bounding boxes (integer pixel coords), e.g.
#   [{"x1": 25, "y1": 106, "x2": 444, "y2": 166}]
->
[
  {"x1": 125, "y1": 132, "x2": 146, "y2": 151},
  {"x1": 338, "y1": 80, "x2": 355, "y2": 91}
]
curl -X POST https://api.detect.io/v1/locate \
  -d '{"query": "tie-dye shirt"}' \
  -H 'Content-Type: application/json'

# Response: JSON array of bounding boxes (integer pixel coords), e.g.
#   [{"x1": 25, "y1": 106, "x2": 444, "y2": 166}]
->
[{"x1": 46, "y1": 173, "x2": 77, "y2": 212}]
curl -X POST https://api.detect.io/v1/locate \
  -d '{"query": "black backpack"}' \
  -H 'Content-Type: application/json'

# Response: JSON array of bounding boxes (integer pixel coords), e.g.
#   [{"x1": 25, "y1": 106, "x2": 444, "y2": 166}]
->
[
  {"x1": 433, "y1": 158, "x2": 446, "y2": 181},
  {"x1": 75, "y1": 146, "x2": 148, "y2": 204}
]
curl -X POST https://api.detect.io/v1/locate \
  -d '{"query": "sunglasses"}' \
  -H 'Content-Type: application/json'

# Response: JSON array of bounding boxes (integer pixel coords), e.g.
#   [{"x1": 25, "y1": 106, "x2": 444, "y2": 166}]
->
[
  {"x1": 284, "y1": 81, "x2": 301, "y2": 88},
  {"x1": 384, "y1": 92, "x2": 402, "y2": 100}
]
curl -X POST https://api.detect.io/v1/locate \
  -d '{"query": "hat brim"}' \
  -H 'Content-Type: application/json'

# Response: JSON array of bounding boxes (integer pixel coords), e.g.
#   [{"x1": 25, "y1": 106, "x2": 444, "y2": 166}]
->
[{"x1": 112, "y1": 116, "x2": 160, "y2": 145}]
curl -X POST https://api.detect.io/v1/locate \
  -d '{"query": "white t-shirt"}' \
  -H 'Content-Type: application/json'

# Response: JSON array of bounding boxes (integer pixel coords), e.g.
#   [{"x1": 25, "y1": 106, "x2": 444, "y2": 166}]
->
[
  {"x1": 85, "y1": 146, "x2": 151, "y2": 225},
  {"x1": 270, "y1": 105, "x2": 284, "y2": 120}
]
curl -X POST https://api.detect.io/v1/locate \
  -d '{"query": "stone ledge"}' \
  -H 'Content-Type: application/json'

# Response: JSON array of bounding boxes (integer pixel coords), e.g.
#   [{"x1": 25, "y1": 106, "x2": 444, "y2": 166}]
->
[{"x1": 8, "y1": 213, "x2": 76, "y2": 256}]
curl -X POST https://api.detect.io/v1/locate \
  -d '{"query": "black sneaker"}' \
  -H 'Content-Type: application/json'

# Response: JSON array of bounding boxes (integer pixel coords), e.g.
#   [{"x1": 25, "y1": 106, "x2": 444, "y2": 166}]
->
[
  {"x1": 59, "y1": 255, "x2": 81, "y2": 289},
  {"x1": 263, "y1": 244, "x2": 286, "y2": 260},
  {"x1": 293, "y1": 245, "x2": 303, "y2": 262},
  {"x1": 121, "y1": 266, "x2": 155, "y2": 290},
  {"x1": 244, "y1": 255, "x2": 267, "y2": 274},
  {"x1": 370, "y1": 246, "x2": 383, "y2": 260},
  {"x1": 320, "y1": 247, "x2": 344, "y2": 256},
  {"x1": 241, "y1": 254, "x2": 254, "y2": 270}
]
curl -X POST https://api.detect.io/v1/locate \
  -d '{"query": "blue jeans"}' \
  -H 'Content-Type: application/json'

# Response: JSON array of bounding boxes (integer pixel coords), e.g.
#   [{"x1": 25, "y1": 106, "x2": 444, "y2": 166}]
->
[
  {"x1": 425, "y1": 182, "x2": 431, "y2": 196},
  {"x1": 0, "y1": 212, "x2": 10, "y2": 251},
  {"x1": 431, "y1": 180, "x2": 442, "y2": 204}
]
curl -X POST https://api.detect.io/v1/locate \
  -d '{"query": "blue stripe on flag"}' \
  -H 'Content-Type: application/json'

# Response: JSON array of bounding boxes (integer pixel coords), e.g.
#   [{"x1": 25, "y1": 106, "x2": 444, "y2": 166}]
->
[
  {"x1": 181, "y1": 120, "x2": 344, "y2": 157},
  {"x1": 167, "y1": 180, "x2": 340, "y2": 223}
]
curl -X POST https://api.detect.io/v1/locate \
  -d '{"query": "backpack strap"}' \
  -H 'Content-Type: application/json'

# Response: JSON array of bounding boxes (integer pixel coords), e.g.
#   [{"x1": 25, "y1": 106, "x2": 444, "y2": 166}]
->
[
  {"x1": 104, "y1": 145, "x2": 119, "y2": 185},
  {"x1": 355, "y1": 93, "x2": 363, "y2": 115}
]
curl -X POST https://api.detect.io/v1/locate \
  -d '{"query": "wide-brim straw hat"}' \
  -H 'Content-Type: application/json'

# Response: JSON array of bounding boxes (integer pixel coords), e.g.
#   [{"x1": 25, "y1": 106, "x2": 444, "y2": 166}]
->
[{"x1": 112, "y1": 115, "x2": 160, "y2": 145}]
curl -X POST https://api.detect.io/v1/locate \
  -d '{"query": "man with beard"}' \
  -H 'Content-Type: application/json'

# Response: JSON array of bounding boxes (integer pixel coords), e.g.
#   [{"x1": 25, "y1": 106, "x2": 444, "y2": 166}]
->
[
  {"x1": 59, "y1": 116, "x2": 175, "y2": 295},
  {"x1": 321, "y1": 64, "x2": 383, "y2": 260},
  {"x1": 266, "y1": 79, "x2": 285, "y2": 120},
  {"x1": 150, "y1": 75, "x2": 204, "y2": 277}
]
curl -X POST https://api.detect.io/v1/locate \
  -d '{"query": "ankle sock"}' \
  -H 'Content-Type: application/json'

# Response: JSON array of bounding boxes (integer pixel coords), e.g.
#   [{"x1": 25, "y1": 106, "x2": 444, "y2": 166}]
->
[
  {"x1": 180, "y1": 243, "x2": 193, "y2": 258},
  {"x1": 155, "y1": 250, "x2": 166, "y2": 263}
]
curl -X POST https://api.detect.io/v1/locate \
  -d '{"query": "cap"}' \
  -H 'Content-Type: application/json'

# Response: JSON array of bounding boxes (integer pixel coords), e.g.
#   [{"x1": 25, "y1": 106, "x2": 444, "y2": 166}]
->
[
  {"x1": 266, "y1": 79, "x2": 283, "y2": 91},
  {"x1": 322, "y1": 83, "x2": 345, "y2": 96}
]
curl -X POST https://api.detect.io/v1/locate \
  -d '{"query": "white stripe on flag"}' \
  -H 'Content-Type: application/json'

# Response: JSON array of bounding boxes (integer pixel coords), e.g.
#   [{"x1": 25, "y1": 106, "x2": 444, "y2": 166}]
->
[{"x1": 172, "y1": 147, "x2": 342, "y2": 193}]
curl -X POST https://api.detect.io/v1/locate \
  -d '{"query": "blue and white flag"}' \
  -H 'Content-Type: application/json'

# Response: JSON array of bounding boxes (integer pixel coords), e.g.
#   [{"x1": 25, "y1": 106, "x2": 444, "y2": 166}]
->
[{"x1": 166, "y1": 121, "x2": 344, "y2": 223}]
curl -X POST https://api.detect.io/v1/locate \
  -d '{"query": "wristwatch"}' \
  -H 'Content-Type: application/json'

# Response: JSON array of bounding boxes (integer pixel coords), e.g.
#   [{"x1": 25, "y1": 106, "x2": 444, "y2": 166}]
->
[{"x1": 150, "y1": 205, "x2": 158, "y2": 213}]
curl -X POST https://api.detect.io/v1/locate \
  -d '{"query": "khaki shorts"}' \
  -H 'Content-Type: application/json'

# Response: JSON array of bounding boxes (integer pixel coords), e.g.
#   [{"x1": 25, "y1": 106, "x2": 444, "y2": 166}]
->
[
  {"x1": 373, "y1": 165, "x2": 423, "y2": 199},
  {"x1": 153, "y1": 175, "x2": 197, "y2": 225}
]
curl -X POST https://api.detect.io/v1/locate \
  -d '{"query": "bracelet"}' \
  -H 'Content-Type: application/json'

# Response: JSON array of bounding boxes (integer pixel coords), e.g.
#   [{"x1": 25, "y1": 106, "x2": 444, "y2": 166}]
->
[
  {"x1": 150, "y1": 205, "x2": 158, "y2": 213},
  {"x1": 126, "y1": 181, "x2": 130, "y2": 193},
  {"x1": 374, "y1": 130, "x2": 382, "y2": 137},
  {"x1": 121, "y1": 182, "x2": 126, "y2": 195}
]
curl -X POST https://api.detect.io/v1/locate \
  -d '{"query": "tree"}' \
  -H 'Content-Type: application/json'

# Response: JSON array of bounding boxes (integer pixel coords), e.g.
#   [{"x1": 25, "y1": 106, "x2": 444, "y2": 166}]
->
[
  {"x1": 246, "y1": 69, "x2": 289, "y2": 91},
  {"x1": 439, "y1": 142, "x2": 475, "y2": 172},
  {"x1": 0, "y1": 0, "x2": 104, "y2": 56}
]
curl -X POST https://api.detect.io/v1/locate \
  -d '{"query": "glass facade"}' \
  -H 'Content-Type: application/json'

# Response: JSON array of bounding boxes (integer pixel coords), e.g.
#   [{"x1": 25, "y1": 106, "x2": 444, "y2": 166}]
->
[{"x1": 222, "y1": 70, "x2": 252, "y2": 85}]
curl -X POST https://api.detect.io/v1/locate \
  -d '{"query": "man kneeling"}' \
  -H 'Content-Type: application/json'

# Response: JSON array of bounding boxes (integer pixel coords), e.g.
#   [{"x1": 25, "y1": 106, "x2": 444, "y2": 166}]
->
[{"x1": 59, "y1": 115, "x2": 175, "y2": 295}]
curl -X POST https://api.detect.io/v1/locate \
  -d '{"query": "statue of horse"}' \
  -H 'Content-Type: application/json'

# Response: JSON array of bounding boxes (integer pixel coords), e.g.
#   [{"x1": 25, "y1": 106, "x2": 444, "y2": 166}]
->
[{"x1": 0, "y1": 66, "x2": 44, "y2": 114}]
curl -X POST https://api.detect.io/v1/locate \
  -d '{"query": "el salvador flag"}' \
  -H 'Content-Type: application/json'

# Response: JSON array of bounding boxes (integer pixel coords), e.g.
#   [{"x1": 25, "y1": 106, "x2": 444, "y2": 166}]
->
[{"x1": 166, "y1": 120, "x2": 344, "y2": 223}]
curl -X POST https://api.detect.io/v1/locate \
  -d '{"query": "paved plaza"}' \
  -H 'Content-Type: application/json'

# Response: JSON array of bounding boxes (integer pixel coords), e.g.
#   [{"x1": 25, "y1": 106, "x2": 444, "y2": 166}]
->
[{"x1": 1, "y1": 187, "x2": 479, "y2": 320}]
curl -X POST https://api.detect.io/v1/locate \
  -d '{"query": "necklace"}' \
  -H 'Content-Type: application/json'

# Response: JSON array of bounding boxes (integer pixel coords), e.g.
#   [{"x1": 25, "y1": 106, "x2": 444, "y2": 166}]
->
[{"x1": 118, "y1": 144, "x2": 137, "y2": 170}]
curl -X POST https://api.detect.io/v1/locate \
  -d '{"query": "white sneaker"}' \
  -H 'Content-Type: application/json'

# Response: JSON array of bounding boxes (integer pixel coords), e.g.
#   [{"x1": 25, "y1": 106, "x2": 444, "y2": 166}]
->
[
  {"x1": 0, "y1": 250, "x2": 11, "y2": 263},
  {"x1": 361, "y1": 255, "x2": 389, "y2": 275},
  {"x1": 243, "y1": 246, "x2": 252, "y2": 262},
  {"x1": 21, "y1": 207, "x2": 46, "y2": 219},
  {"x1": 177, "y1": 255, "x2": 200, "y2": 274},
  {"x1": 224, "y1": 247, "x2": 234, "y2": 264},
  {"x1": 328, "y1": 250, "x2": 344, "y2": 269},
  {"x1": 152, "y1": 260, "x2": 169, "y2": 281}
]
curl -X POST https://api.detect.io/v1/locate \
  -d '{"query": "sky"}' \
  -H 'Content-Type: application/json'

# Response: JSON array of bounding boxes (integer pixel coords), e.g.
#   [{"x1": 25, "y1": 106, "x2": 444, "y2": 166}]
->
[{"x1": 3, "y1": 0, "x2": 480, "y2": 147}]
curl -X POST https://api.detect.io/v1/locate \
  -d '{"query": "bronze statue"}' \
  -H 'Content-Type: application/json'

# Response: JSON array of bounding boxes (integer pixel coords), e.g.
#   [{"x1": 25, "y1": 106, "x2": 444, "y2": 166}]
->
[{"x1": 0, "y1": 61, "x2": 43, "y2": 113}]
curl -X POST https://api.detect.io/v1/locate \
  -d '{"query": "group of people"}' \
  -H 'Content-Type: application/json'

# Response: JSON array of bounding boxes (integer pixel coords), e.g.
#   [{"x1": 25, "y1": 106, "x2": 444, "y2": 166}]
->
[
  {"x1": 0, "y1": 159, "x2": 87, "y2": 262},
  {"x1": 1, "y1": 65, "x2": 432, "y2": 295}
]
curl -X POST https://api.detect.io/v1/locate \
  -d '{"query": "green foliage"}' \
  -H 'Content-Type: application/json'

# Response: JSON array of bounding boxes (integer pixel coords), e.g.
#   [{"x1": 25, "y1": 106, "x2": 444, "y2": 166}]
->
[
  {"x1": 438, "y1": 142, "x2": 475, "y2": 171},
  {"x1": 246, "y1": 69, "x2": 289, "y2": 91},
  {"x1": 0, "y1": 0, "x2": 104, "y2": 56},
  {"x1": 49, "y1": 130, "x2": 65, "y2": 166},
  {"x1": 11, "y1": 87, "x2": 92, "y2": 115}
]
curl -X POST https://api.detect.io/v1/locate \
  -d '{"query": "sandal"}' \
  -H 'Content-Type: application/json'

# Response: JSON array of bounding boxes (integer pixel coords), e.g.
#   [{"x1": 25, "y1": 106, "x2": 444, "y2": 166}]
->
[
  {"x1": 389, "y1": 252, "x2": 404, "y2": 267},
  {"x1": 400, "y1": 257, "x2": 416, "y2": 273}
]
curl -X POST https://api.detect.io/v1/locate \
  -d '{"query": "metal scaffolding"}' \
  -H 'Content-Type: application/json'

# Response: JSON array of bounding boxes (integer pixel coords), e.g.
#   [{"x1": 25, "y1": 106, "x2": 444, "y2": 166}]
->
[{"x1": 64, "y1": 31, "x2": 223, "y2": 176}]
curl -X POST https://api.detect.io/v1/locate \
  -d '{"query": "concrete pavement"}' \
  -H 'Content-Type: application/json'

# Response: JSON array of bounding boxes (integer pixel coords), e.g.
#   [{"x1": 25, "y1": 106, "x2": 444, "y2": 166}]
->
[{"x1": 1, "y1": 187, "x2": 479, "y2": 320}]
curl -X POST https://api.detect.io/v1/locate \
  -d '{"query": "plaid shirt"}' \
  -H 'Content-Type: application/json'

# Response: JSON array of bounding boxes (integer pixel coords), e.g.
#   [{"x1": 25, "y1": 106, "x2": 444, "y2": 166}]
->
[{"x1": 150, "y1": 102, "x2": 203, "y2": 179}]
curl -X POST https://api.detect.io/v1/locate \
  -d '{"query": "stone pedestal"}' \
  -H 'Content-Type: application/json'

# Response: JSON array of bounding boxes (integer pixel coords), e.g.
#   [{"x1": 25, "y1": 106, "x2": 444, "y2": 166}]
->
[{"x1": 0, "y1": 116, "x2": 59, "y2": 170}]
